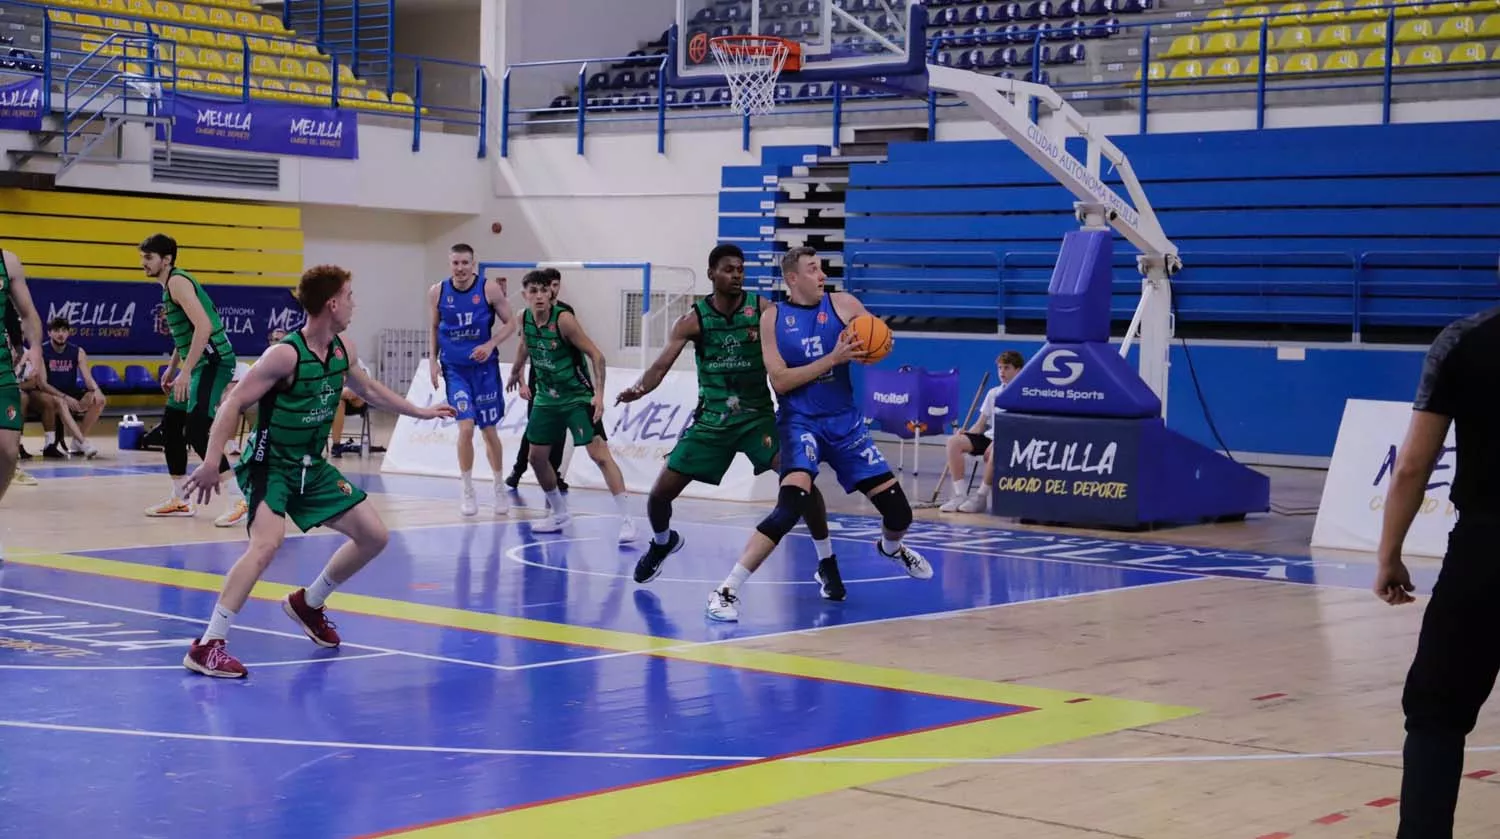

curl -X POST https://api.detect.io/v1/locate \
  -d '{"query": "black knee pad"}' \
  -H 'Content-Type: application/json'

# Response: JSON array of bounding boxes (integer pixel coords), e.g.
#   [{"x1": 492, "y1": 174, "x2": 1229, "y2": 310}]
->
[
  {"x1": 755, "y1": 485, "x2": 809, "y2": 545},
  {"x1": 869, "y1": 483, "x2": 913, "y2": 533}
]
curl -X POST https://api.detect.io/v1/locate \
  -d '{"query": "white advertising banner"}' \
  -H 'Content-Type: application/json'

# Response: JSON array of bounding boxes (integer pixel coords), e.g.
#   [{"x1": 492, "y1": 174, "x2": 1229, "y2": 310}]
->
[
  {"x1": 1310, "y1": 398, "x2": 1456, "y2": 559},
  {"x1": 382, "y1": 359, "x2": 780, "y2": 503}
]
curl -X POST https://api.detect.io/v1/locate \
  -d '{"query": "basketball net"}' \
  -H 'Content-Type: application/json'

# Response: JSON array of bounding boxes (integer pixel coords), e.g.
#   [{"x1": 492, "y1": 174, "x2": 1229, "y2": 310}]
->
[{"x1": 710, "y1": 35, "x2": 800, "y2": 117}]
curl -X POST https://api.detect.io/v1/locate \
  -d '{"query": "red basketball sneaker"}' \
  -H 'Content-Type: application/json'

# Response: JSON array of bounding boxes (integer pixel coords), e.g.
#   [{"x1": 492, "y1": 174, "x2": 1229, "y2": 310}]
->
[
  {"x1": 283, "y1": 588, "x2": 340, "y2": 648},
  {"x1": 183, "y1": 638, "x2": 247, "y2": 678}
]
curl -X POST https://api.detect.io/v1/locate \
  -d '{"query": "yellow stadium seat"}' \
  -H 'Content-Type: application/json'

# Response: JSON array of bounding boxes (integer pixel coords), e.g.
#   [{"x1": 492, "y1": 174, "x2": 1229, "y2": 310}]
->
[
  {"x1": 1206, "y1": 55, "x2": 1243, "y2": 75},
  {"x1": 217, "y1": 32, "x2": 244, "y2": 50},
  {"x1": 1237, "y1": 30, "x2": 1264, "y2": 52},
  {"x1": 124, "y1": 0, "x2": 149, "y2": 16},
  {"x1": 1169, "y1": 59, "x2": 1204, "y2": 78},
  {"x1": 258, "y1": 13, "x2": 286, "y2": 32},
  {"x1": 1270, "y1": 2, "x2": 1308, "y2": 24},
  {"x1": 160, "y1": 24, "x2": 189, "y2": 41},
  {"x1": 1133, "y1": 61, "x2": 1167, "y2": 81},
  {"x1": 336, "y1": 63, "x2": 356, "y2": 84},
  {"x1": 48, "y1": 10, "x2": 74, "y2": 23},
  {"x1": 173, "y1": 44, "x2": 197, "y2": 65},
  {"x1": 1446, "y1": 40, "x2": 1488, "y2": 59},
  {"x1": 233, "y1": 11, "x2": 260, "y2": 30},
  {"x1": 278, "y1": 57, "x2": 305, "y2": 77},
  {"x1": 1202, "y1": 32, "x2": 1239, "y2": 53},
  {"x1": 1244, "y1": 53, "x2": 1281, "y2": 73},
  {"x1": 188, "y1": 27, "x2": 218, "y2": 47},
  {"x1": 1165, "y1": 35, "x2": 1201, "y2": 57},
  {"x1": 1307, "y1": 0, "x2": 1346, "y2": 22},
  {"x1": 251, "y1": 54, "x2": 276, "y2": 75},
  {"x1": 291, "y1": 41, "x2": 321, "y2": 59},
  {"x1": 153, "y1": 1, "x2": 181, "y2": 20},
  {"x1": 1233, "y1": 5, "x2": 1272, "y2": 27},
  {"x1": 1355, "y1": 20, "x2": 1391, "y2": 43},
  {"x1": 1362, "y1": 45, "x2": 1402, "y2": 65},
  {"x1": 176, "y1": 67, "x2": 202, "y2": 81},
  {"x1": 1277, "y1": 25, "x2": 1314, "y2": 47},
  {"x1": 1281, "y1": 51, "x2": 1320, "y2": 71},
  {"x1": 1395, "y1": 18, "x2": 1435, "y2": 40},
  {"x1": 303, "y1": 61, "x2": 331, "y2": 82},
  {"x1": 1316, "y1": 23, "x2": 1355, "y2": 44},
  {"x1": 1322, "y1": 47, "x2": 1362, "y2": 68},
  {"x1": 208, "y1": 7, "x2": 233, "y2": 28},
  {"x1": 1405, "y1": 43, "x2": 1445, "y2": 62},
  {"x1": 1494, "y1": 43, "x2": 1500, "y2": 58},
  {"x1": 75, "y1": 12, "x2": 104, "y2": 28},
  {"x1": 180, "y1": 4, "x2": 205, "y2": 23},
  {"x1": 1347, "y1": 0, "x2": 1387, "y2": 19},
  {"x1": 222, "y1": 51, "x2": 243, "y2": 71},
  {"x1": 1436, "y1": 16, "x2": 1476, "y2": 36},
  {"x1": 1200, "y1": 8, "x2": 1236, "y2": 28}
]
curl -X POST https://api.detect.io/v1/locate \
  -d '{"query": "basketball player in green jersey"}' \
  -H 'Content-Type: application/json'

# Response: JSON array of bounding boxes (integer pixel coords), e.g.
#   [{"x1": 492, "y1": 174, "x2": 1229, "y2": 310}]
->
[
  {"x1": 139, "y1": 234, "x2": 246, "y2": 526},
  {"x1": 0, "y1": 249, "x2": 43, "y2": 508},
  {"x1": 505, "y1": 269, "x2": 634, "y2": 542},
  {"x1": 180, "y1": 264, "x2": 455, "y2": 678},
  {"x1": 616, "y1": 244, "x2": 843, "y2": 597}
]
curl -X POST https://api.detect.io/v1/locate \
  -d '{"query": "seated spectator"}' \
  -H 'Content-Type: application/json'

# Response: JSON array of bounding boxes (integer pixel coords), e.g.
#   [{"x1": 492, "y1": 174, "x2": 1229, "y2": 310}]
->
[
  {"x1": 940, "y1": 350, "x2": 1023, "y2": 513},
  {"x1": 39, "y1": 318, "x2": 103, "y2": 458}
]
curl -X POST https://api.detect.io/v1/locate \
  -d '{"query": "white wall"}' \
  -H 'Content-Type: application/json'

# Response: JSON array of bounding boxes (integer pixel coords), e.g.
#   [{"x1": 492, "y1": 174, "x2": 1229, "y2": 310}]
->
[
  {"x1": 303, "y1": 208, "x2": 436, "y2": 356},
  {"x1": 496, "y1": 0, "x2": 676, "y2": 110}
]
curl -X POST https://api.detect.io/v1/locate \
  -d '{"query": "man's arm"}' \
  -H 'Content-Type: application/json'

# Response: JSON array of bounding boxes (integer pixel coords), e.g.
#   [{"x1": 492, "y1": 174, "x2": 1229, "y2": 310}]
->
[
  {"x1": 758, "y1": 304, "x2": 859, "y2": 396},
  {"x1": 618, "y1": 313, "x2": 696, "y2": 402},
  {"x1": 185, "y1": 343, "x2": 298, "y2": 499},
  {"x1": 506, "y1": 332, "x2": 530, "y2": 391},
  {"x1": 556, "y1": 311, "x2": 608, "y2": 417},
  {"x1": 484, "y1": 281, "x2": 519, "y2": 351},
  {"x1": 426, "y1": 283, "x2": 442, "y2": 383},
  {"x1": 165, "y1": 274, "x2": 214, "y2": 373},
  {"x1": 5, "y1": 252, "x2": 43, "y2": 383},
  {"x1": 341, "y1": 334, "x2": 455, "y2": 419}
]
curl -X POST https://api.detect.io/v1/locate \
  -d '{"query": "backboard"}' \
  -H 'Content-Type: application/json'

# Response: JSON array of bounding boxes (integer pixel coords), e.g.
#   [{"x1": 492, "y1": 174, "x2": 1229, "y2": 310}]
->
[{"x1": 668, "y1": 0, "x2": 928, "y2": 87}]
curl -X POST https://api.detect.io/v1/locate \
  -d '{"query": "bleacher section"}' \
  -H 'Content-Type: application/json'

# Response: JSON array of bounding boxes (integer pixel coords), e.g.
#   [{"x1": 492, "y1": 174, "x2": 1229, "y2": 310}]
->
[
  {"x1": 2, "y1": 0, "x2": 420, "y2": 114},
  {"x1": 827, "y1": 121, "x2": 1500, "y2": 338},
  {"x1": 0, "y1": 187, "x2": 301, "y2": 400},
  {"x1": 530, "y1": 0, "x2": 1500, "y2": 116}
]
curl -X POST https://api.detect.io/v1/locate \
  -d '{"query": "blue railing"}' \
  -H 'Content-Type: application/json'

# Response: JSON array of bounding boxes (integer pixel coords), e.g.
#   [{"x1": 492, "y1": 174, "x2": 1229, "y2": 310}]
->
[
  {"x1": 844, "y1": 249, "x2": 1500, "y2": 335},
  {"x1": 500, "y1": 0, "x2": 1500, "y2": 156},
  {"x1": 0, "y1": 0, "x2": 487, "y2": 156},
  {"x1": 283, "y1": 0, "x2": 395, "y2": 88}
]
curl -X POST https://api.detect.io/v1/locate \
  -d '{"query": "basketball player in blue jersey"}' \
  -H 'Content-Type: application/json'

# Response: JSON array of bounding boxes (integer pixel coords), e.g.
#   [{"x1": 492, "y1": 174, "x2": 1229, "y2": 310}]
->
[
  {"x1": 427, "y1": 243, "x2": 518, "y2": 517},
  {"x1": 706, "y1": 246, "x2": 932, "y2": 622}
]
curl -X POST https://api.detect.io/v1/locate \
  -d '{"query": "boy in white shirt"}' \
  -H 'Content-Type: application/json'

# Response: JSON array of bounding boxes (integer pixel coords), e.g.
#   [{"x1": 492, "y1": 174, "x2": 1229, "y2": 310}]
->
[{"x1": 941, "y1": 350, "x2": 1024, "y2": 513}]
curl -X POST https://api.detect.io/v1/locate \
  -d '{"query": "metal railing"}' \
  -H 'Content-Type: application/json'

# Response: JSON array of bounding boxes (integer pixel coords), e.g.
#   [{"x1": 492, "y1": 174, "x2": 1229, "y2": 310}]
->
[{"x1": 500, "y1": 0, "x2": 1500, "y2": 155}]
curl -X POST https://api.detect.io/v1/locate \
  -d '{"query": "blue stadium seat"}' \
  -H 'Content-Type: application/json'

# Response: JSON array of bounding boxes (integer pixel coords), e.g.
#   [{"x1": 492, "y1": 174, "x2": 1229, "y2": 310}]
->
[
  {"x1": 91, "y1": 365, "x2": 126, "y2": 394},
  {"x1": 124, "y1": 365, "x2": 157, "y2": 393}
]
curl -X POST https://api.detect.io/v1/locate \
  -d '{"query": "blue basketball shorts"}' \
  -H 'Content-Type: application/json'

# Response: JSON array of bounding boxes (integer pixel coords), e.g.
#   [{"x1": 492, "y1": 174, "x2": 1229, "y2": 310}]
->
[
  {"x1": 777, "y1": 407, "x2": 892, "y2": 494},
  {"x1": 441, "y1": 360, "x2": 503, "y2": 429}
]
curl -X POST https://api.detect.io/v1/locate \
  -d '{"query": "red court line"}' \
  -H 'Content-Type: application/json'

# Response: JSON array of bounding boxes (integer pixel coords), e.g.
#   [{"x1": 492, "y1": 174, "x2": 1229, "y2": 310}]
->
[
  {"x1": 354, "y1": 707, "x2": 1029, "y2": 839},
  {"x1": 1252, "y1": 692, "x2": 1287, "y2": 701},
  {"x1": 1465, "y1": 769, "x2": 1496, "y2": 780},
  {"x1": 1251, "y1": 793, "x2": 1405, "y2": 837}
]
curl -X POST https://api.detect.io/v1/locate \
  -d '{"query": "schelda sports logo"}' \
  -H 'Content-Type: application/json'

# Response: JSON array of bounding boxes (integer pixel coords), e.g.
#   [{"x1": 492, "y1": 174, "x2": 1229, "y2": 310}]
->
[{"x1": 1041, "y1": 349, "x2": 1084, "y2": 386}]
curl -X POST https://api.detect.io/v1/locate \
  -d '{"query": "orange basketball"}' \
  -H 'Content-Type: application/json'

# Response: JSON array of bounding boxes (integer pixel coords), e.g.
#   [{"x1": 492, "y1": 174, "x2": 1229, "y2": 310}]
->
[{"x1": 845, "y1": 314, "x2": 893, "y2": 364}]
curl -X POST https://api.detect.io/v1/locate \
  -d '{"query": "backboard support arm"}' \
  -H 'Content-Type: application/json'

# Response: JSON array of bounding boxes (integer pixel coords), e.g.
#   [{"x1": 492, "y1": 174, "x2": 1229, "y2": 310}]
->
[{"x1": 922, "y1": 65, "x2": 1182, "y2": 414}]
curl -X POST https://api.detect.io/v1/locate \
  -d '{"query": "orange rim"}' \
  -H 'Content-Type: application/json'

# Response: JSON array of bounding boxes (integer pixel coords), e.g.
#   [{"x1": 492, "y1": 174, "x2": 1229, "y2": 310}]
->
[{"x1": 709, "y1": 35, "x2": 803, "y2": 72}]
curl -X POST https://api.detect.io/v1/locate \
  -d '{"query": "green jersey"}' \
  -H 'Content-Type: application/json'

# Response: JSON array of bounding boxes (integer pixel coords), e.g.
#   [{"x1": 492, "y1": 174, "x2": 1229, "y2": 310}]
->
[
  {"x1": 0, "y1": 255, "x2": 13, "y2": 389},
  {"x1": 523, "y1": 304, "x2": 593, "y2": 408},
  {"x1": 245, "y1": 332, "x2": 349, "y2": 468},
  {"x1": 690, "y1": 292, "x2": 773, "y2": 429},
  {"x1": 161, "y1": 268, "x2": 235, "y2": 365}
]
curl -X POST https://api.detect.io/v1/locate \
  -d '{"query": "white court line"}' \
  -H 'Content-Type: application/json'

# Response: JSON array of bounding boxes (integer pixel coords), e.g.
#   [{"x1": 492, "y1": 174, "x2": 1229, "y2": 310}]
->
[
  {"x1": 2, "y1": 717, "x2": 1498, "y2": 767},
  {"x1": 506, "y1": 577, "x2": 1203, "y2": 672},
  {"x1": 0, "y1": 587, "x2": 521, "y2": 673},
  {"x1": 0, "y1": 651, "x2": 397, "y2": 671},
  {"x1": 503, "y1": 537, "x2": 911, "y2": 586}
]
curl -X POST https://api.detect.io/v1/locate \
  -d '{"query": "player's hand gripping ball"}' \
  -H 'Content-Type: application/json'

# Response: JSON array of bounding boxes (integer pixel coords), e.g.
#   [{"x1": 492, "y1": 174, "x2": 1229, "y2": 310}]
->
[{"x1": 844, "y1": 314, "x2": 893, "y2": 364}]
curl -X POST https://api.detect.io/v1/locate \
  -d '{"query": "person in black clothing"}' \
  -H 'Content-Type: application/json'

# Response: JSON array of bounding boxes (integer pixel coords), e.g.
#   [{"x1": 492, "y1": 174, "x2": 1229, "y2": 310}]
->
[{"x1": 1375, "y1": 301, "x2": 1500, "y2": 839}]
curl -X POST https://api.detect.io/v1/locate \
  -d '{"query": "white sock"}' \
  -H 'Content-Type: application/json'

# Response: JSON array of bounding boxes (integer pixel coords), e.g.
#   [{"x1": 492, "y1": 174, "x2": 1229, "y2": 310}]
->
[
  {"x1": 171, "y1": 476, "x2": 187, "y2": 500},
  {"x1": 880, "y1": 537, "x2": 902, "y2": 555},
  {"x1": 201, "y1": 602, "x2": 236, "y2": 642},
  {"x1": 653, "y1": 530, "x2": 671, "y2": 546},
  {"x1": 304, "y1": 569, "x2": 339, "y2": 609},
  {"x1": 813, "y1": 538, "x2": 833, "y2": 560},
  {"x1": 545, "y1": 489, "x2": 568, "y2": 516},
  {"x1": 223, "y1": 476, "x2": 243, "y2": 499},
  {"x1": 613, "y1": 493, "x2": 629, "y2": 517},
  {"x1": 721, "y1": 563, "x2": 751, "y2": 592},
  {"x1": 44, "y1": 431, "x2": 55, "y2": 446},
  {"x1": 462, "y1": 471, "x2": 473, "y2": 492}
]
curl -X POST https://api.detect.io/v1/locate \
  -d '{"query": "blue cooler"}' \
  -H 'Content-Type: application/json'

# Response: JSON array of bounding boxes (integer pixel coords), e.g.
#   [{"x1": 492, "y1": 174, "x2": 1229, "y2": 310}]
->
[{"x1": 117, "y1": 414, "x2": 145, "y2": 450}]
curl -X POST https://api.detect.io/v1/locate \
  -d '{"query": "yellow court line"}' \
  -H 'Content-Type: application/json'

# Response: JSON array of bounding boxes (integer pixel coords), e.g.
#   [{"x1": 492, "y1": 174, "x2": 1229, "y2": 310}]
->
[{"x1": 8, "y1": 550, "x2": 1198, "y2": 838}]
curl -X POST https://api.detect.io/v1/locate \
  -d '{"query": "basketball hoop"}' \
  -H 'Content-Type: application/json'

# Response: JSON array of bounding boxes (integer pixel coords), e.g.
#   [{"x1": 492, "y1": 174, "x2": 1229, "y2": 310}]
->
[{"x1": 709, "y1": 35, "x2": 801, "y2": 116}]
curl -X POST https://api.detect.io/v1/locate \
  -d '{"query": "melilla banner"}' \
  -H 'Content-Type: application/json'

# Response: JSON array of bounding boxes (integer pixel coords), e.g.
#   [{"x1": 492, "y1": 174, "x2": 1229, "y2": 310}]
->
[
  {"x1": 156, "y1": 92, "x2": 359, "y2": 160},
  {"x1": 29, "y1": 278, "x2": 307, "y2": 357},
  {"x1": 382, "y1": 359, "x2": 782, "y2": 503},
  {"x1": 1311, "y1": 398, "x2": 1455, "y2": 559}
]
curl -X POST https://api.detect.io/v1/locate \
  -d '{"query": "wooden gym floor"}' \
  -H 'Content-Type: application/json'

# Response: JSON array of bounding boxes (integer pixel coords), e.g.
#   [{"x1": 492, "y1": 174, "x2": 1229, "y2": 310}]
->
[{"x1": 1, "y1": 425, "x2": 1495, "y2": 839}]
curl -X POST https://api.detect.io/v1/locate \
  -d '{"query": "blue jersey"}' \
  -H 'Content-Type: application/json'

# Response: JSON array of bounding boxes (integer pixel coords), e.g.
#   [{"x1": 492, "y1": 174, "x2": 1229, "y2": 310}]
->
[
  {"x1": 773, "y1": 293, "x2": 855, "y2": 419},
  {"x1": 436, "y1": 276, "x2": 495, "y2": 365},
  {"x1": 42, "y1": 341, "x2": 81, "y2": 394}
]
